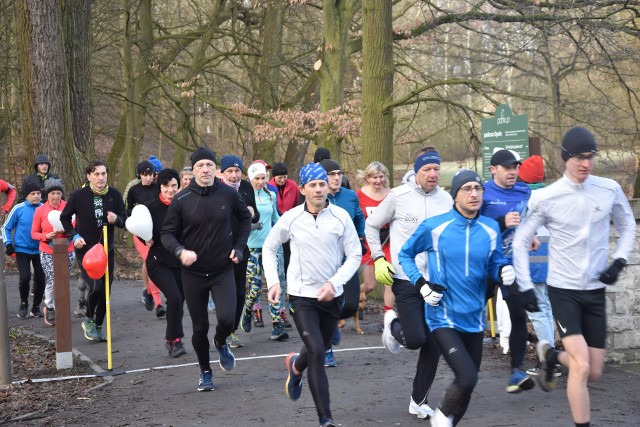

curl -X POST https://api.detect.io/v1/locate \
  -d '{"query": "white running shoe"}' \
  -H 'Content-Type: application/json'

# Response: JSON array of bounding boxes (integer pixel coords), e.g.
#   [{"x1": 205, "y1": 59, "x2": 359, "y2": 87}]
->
[
  {"x1": 430, "y1": 408, "x2": 453, "y2": 427},
  {"x1": 382, "y1": 310, "x2": 401, "y2": 355},
  {"x1": 409, "y1": 397, "x2": 434, "y2": 419}
]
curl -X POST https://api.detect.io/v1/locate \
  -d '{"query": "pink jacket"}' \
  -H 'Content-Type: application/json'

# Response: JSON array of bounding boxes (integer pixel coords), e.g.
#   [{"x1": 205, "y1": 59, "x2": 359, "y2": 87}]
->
[{"x1": 31, "y1": 201, "x2": 73, "y2": 254}]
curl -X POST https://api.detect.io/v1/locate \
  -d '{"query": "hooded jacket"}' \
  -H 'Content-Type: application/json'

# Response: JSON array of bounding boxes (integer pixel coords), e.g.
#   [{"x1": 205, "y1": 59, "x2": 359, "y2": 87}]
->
[
  {"x1": 161, "y1": 178, "x2": 252, "y2": 275},
  {"x1": 18, "y1": 154, "x2": 59, "y2": 203},
  {"x1": 2, "y1": 200, "x2": 42, "y2": 254}
]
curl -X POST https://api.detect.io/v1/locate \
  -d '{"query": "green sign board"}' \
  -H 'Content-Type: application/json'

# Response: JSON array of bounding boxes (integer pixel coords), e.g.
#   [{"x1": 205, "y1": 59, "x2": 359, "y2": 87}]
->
[{"x1": 481, "y1": 104, "x2": 529, "y2": 181}]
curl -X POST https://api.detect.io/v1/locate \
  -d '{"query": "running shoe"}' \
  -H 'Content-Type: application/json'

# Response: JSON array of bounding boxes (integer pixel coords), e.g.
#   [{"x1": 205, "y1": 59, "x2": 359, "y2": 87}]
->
[
  {"x1": 526, "y1": 362, "x2": 541, "y2": 376},
  {"x1": 96, "y1": 325, "x2": 107, "y2": 342},
  {"x1": 43, "y1": 306, "x2": 55, "y2": 326},
  {"x1": 30, "y1": 306, "x2": 44, "y2": 318},
  {"x1": 227, "y1": 333, "x2": 244, "y2": 348},
  {"x1": 431, "y1": 408, "x2": 453, "y2": 427},
  {"x1": 285, "y1": 352, "x2": 303, "y2": 401},
  {"x1": 271, "y1": 322, "x2": 289, "y2": 341},
  {"x1": 198, "y1": 370, "x2": 214, "y2": 391},
  {"x1": 253, "y1": 309, "x2": 264, "y2": 327},
  {"x1": 216, "y1": 343, "x2": 236, "y2": 371},
  {"x1": 382, "y1": 310, "x2": 401, "y2": 355},
  {"x1": 319, "y1": 418, "x2": 337, "y2": 427},
  {"x1": 506, "y1": 369, "x2": 535, "y2": 393},
  {"x1": 142, "y1": 289, "x2": 154, "y2": 311},
  {"x1": 330, "y1": 327, "x2": 341, "y2": 346},
  {"x1": 166, "y1": 339, "x2": 187, "y2": 358},
  {"x1": 324, "y1": 348, "x2": 337, "y2": 367},
  {"x1": 155, "y1": 304, "x2": 166, "y2": 318},
  {"x1": 240, "y1": 309, "x2": 252, "y2": 333},
  {"x1": 409, "y1": 397, "x2": 434, "y2": 419},
  {"x1": 17, "y1": 302, "x2": 28, "y2": 318},
  {"x1": 536, "y1": 340, "x2": 558, "y2": 391},
  {"x1": 82, "y1": 319, "x2": 100, "y2": 341},
  {"x1": 74, "y1": 299, "x2": 87, "y2": 317}
]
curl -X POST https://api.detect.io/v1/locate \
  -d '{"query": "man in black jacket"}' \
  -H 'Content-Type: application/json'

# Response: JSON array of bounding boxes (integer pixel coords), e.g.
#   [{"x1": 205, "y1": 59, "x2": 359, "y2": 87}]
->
[
  {"x1": 60, "y1": 160, "x2": 126, "y2": 342},
  {"x1": 161, "y1": 147, "x2": 252, "y2": 392},
  {"x1": 18, "y1": 154, "x2": 59, "y2": 203}
]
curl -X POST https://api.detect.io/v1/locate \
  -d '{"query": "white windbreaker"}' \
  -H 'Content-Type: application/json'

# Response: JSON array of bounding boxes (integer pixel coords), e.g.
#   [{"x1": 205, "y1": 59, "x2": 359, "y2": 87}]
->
[
  {"x1": 513, "y1": 174, "x2": 636, "y2": 292},
  {"x1": 263, "y1": 202, "x2": 361, "y2": 298},
  {"x1": 365, "y1": 180, "x2": 453, "y2": 280}
]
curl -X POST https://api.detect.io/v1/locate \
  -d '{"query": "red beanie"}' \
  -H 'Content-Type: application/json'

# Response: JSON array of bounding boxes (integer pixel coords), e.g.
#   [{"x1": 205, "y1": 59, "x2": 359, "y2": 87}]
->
[{"x1": 518, "y1": 155, "x2": 544, "y2": 183}]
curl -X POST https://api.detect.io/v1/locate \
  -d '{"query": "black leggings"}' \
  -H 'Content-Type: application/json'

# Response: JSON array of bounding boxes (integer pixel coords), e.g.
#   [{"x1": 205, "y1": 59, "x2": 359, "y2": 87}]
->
[
  {"x1": 183, "y1": 267, "x2": 236, "y2": 372},
  {"x1": 433, "y1": 328, "x2": 484, "y2": 426},
  {"x1": 231, "y1": 250, "x2": 249, "y2": 331},
  {"x1": 391, "y1": 278, "x2": 441, "y2": 404},
  {"x1": 147, "y1": 258, "x2": 184, "y2": 341},
  {"x1": 75, "y1": 249, "x2": 115, "y2": 327},
  {"x1": 16, "y1": 252, "x2": 45, "y2": 307},
  {"x1": 501, "y1": 284, "x2": 528, "y2": 370},
  {"x1": 339, "y1": 272, "x2": 360, "y2": 320},
  {"x1": 290, "y1": 295, "x2": 342, "y2": 423}
]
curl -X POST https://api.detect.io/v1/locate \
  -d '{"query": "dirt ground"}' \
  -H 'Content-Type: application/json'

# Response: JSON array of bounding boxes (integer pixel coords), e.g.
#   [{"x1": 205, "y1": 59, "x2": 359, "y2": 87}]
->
[{"x1": 1, "y1": 264, "x2": 640, "y2": 426}]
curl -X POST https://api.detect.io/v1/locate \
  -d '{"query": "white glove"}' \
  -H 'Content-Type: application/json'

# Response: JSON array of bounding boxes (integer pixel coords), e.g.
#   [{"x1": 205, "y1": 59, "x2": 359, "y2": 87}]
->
[
  {"x1": 500, "y1": 265, "x2": 515, "y2": 286},
  {"x1": 420, "y1": 284, "x2": 444, "y2": 306}
]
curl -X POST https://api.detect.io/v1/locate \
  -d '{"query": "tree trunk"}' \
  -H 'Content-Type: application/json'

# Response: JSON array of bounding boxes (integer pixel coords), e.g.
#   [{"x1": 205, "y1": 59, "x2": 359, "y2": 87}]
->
[{"x1": 361, "y1": 0, "x2": 394, "y2": 182}]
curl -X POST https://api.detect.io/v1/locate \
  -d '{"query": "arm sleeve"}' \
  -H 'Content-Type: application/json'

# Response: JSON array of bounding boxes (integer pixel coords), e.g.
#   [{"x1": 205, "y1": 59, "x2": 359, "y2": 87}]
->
[
  {"x1": 60, "y1": 193, "x2": 77, "y2": 237},
  {"x1": 271, "y1": 197, "x2": 280, "y2": 224},
  {"x1": 1, "y1": 205, "x2": 18, "y2": 245},
  {"x1": 365, "y1": 191, "x2": 396, "y2": 260},
  {"x1": 398, "y1": 220, "x2": 432, "y2": 285},
  {"x1": 352, "y1": 194, "x2": 366, "y2": 237},
  {"x1": 231, "y1": 191, "x2": 252, "y2": 256},
  {"x1": 513, "y1": 197, "x2": 546, "y2": 292},
  {"x1": 0, "y1": 180, "x2": 16, "y2": 212},
  {"x1": 263, "y1": 214, "x2": 291, "y2": 289},
  {"x1": 327, "y1": 216, "x2": 362, "y2": 296},
  {"x1": 126, "y1": 188, "x2": 135, "y2": 217},
  {"x1": 114, "y1": 192, "x2": 127, "y2": 229},
  {"x1": 488, "y1": 227, "x2": 508, "y2": 283},
  {"x1": 160, "y1": 200, "x2": 184, "y2": 256},
  {"x1": 248, "y1": 186, "x2": 260, "y2": 224},
  {"x1": 610, "y1": 186, "x2": 636, "y2": 261},
  {"x1": 31, "y1": 206, "x2": 46, "y2": 242}
]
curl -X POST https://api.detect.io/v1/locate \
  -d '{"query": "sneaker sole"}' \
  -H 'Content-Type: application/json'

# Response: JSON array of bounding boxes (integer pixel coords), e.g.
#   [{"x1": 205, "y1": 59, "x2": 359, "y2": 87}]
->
[
  {"x1": 197, "y1": 385, "x2": 214, "y2": 391},
  {"x1": 409, "y1": 406, "x2": 433, "y2": 419},
  {"x1": 271, "y1": 333, "x2": 289, "y2": 341}
]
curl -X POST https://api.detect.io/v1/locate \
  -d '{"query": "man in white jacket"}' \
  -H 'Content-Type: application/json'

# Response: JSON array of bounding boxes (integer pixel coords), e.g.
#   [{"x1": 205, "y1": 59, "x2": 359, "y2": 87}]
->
[
  {"x1": 366, "y1": 149, "x2": 453, "y2": 419},
  {"x1": 513, "y1": 127, "x2": 636, "y2": 427},
  {"x1": 264, "y1": 162, "x2": 361, "y2": 427}
]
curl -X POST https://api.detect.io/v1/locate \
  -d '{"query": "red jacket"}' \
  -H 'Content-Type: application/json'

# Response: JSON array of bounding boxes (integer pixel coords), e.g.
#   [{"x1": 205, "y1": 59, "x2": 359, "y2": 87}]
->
[
  {"x1": 268, "y1": 177, "x2": 299, "y2": 214},
  {"x1": 0, "y1": 179, "x2": 16, "y2": 214},
  {"x1": 31, "y1": 200, "x2": 74, "y2": 254}
]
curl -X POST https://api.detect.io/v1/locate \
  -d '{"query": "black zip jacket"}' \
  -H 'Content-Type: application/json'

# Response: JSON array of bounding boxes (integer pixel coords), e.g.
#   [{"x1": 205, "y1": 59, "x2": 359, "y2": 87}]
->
[
  {"x1": 126, "y1": 182, "x2": 159, "y2": 216},
  {"x1": 161, "y1": 178, "x2": 252, "y2": 275},
  {"x1": 144, "y1": 196, "x2": 180, "y2": 270},
  {"x1": 60, "y1": 186, "x2": 126, "y2": 255}
]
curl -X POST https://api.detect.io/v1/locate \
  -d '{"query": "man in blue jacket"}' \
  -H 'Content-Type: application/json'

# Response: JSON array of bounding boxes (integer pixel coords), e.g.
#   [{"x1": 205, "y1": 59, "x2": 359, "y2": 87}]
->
[{"x1": 482, "y1": 149, "x2": 540, "y2": 393}]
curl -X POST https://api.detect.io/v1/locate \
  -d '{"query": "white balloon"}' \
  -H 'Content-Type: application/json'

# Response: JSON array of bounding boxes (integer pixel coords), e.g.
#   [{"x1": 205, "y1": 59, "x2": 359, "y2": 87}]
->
[
  {"x1": 126, "y1": 204, "x2": 153, "y2": 241},
  {"x1": 47, "y1": 210, "x2": 64, "y2": 232}
]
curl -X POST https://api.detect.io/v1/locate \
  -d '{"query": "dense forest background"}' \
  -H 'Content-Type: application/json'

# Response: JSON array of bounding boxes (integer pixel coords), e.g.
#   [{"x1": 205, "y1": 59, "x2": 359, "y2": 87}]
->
[{"x1": 1, "y1": 0, "x2": 639, "y2": 195}]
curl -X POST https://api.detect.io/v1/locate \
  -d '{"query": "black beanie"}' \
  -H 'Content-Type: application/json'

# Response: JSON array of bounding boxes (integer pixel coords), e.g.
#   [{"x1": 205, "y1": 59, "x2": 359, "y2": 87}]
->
[
  {"x1": 190, "y1": 147, "x2": 217, "y2": 167},
  {"x1": 319, "y1": 159, "x2": 341, "y2": 174},
  {"x1": 136, "y1": 160, "x2": 155, "y2": 177},
  {"x1": 314, "y1": 147, "x2": 331, "y2": 163},
  {"x1": 272, "y1": 162, "x2": 288, "y2": 177},
  {"x1": 561, "y1": 127, "x2": 598, "y2": 162},
  {"x1": 23, "y1": 181, "x2": 42, "y2": 196}
]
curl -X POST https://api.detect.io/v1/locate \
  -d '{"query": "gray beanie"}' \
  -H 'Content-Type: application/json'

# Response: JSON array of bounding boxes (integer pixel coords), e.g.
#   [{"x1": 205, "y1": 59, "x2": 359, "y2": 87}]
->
[
  {"x1": 43, "y1": 178, "x2": 64, "y2": 196},
  {"x1": 450, "y1": 169, "x2": 483, "y2": 199}
]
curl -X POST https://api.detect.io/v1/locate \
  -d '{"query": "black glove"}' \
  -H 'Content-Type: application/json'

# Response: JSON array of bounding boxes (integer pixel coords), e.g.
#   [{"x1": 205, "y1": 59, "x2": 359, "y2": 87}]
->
[
  {"x1": 521, "y1": 289, "x2": 539, "y2": 312},
  {"x1": 599, "y1": 258, "x2": 626, "y2": 285},
  {"x1": 5, "y1": 244, "x2": 14, "y2": 256},
  {"x1": 359, "y1": 238, "x2": 368, "y2": 256}
]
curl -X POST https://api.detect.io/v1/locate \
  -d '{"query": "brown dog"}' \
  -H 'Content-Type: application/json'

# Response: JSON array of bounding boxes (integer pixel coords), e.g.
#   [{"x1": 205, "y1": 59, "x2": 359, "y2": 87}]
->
[{"x1": 338, "y1": 290, "x2": 367, "y2": 334}]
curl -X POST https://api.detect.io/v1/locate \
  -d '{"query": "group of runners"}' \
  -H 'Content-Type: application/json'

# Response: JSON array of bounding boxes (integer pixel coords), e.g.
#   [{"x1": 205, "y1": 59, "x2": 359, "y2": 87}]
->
[{"x1": 2, "y1": 126, "x2": 635, "y2": 427}]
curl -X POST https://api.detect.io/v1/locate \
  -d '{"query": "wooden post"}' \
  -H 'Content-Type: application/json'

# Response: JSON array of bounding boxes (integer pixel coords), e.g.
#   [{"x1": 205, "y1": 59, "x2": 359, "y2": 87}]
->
[
  {"x1": 53, "y1": 238, "x2": 72, "y2": 369},
  {"x1": 529, "y1": 136, "x2": 541, "y2": 156}
]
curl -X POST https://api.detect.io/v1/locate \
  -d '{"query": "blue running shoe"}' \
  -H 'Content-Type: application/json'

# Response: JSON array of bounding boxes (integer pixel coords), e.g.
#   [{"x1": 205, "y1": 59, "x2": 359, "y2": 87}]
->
[
  {"x1": 331, "y1": 327, "x2": 341, "y2": 346},
  {"x1": 217, "y1": 343, "x2": 236, "y2": 371},
  {"x1": 285, "y1": 352, "x2": 303, "y2": 401},
  {"x1": 319, "y1": 418, "x2": 337, "y2": 427},
  {"x1": 81, "y1": 319, "x2": 100, "y2": 341},
  {"x1": 240, "y1": 309, "x2": 252, "y2": 333},
  {"x1": 198, "y1": 370, "x2": 214, "y2": 391},
  {"x1": 324, "y1": 348, "x2": 337, "y2": 367},
  {"x1": 506, "y1": 369, "x2": 535, "y2": 393}
]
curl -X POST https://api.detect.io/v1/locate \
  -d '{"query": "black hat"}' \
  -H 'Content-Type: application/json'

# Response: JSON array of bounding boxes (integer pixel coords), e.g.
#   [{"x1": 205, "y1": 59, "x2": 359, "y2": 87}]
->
[
  {"x1": 319, "y1": 159, "x2": 341, "y2": 174},
  {"x1": 272, "y1": 162, "x2": 288, "y2": 177},
  {"x1": 450, "y1": 169, "x2": 483, "y2": 199},
  {"x1": 314, "y1": 147, "x2": 331, "y2": 163},
  {"x1": 561, "y1": 127, "x2": 598, "y2": 162},
  {"x1": 157, "y1": 168, "x2": 180, "y2": 187},
  {"x1": 491, "y1": 149, "x2": 521, "y2": 167},
  {"x1": 23, "y1": 181, "x2": 42, "y2": 196},
  {"x1": 136, "y1": 160, "x2": 155, "y2": 177},
  {"x1": 190, "y1": 147, "x2": 217, "y2": 167}
]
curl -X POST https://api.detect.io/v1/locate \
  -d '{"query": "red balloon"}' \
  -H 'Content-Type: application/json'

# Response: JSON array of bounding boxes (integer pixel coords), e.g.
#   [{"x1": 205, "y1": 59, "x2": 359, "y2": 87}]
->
[{"x1": 82, "y1": 243, "x2": 107, "y2": 280}]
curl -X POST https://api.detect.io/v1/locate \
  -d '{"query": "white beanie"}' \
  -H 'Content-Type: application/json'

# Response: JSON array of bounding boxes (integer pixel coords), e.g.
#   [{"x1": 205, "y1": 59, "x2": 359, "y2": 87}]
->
[{"x1": 247, "y1": 163, "x2": 267, "y2": 181}]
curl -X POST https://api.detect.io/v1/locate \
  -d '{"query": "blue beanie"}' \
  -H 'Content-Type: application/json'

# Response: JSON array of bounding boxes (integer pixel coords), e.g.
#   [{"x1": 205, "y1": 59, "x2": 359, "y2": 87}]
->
[
  {"x1": 148, "y1": 155, "x2": 163, "y2": 172},
  {"x1": 299, "y1": 162, "x2": 328, "y2": 186},
  {"x1": 414, "y1": 151, "x2": 441, "y2": 172},
  {"x1": 220, "y1": 155, "x2": 243, "y2": 173}
]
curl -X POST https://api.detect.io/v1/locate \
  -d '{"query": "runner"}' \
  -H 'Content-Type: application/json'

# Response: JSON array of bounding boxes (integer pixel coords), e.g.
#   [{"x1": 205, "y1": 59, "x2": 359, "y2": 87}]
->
[{"x1": 263, "y1": 162, "x2": 361, "y2": 427}]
